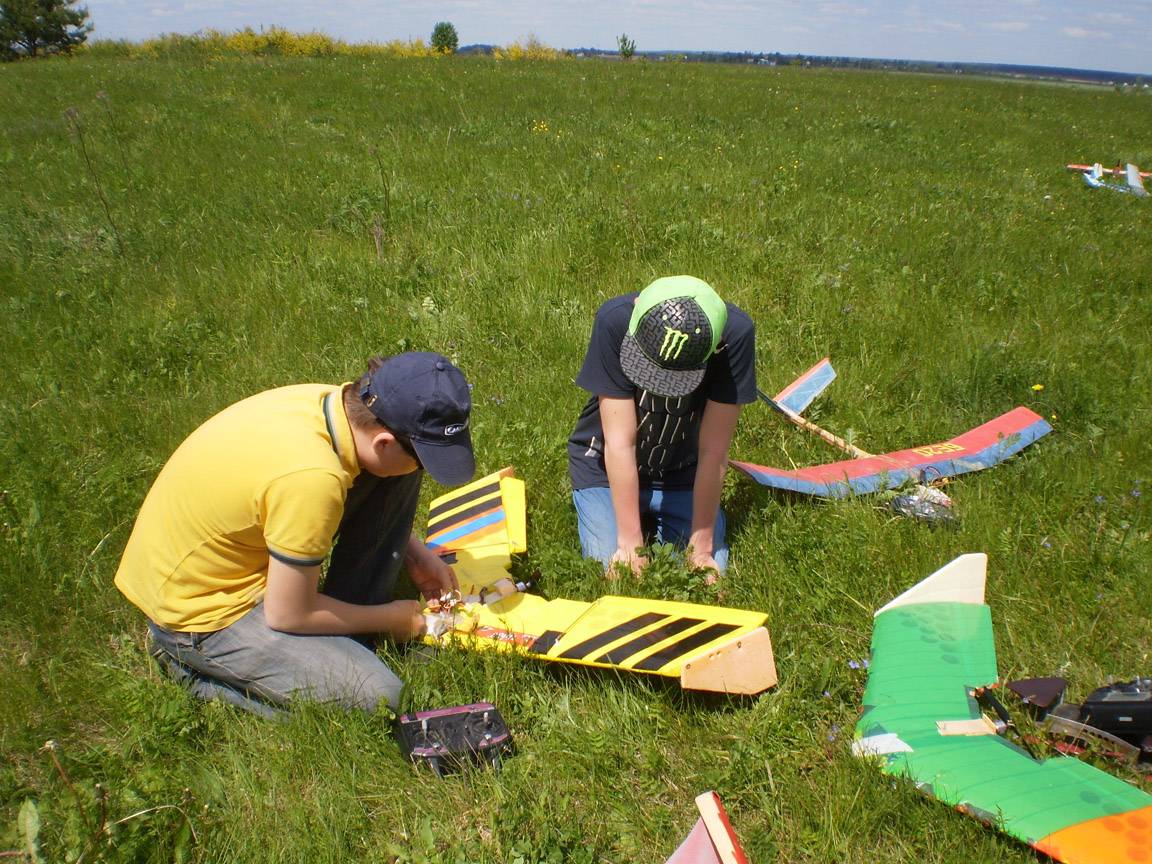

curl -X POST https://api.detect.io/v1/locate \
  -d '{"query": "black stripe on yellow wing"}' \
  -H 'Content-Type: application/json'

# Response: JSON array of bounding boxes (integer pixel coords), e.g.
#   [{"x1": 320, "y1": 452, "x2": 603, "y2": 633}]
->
[
  {"x1": 527, "y1": 630, "x2": 564, "y2": 655},
  {"x1": 632, "y1": 623, "x2": 740, "y2": 671},
  {"x1": 426, "y1": 495, "x2": 503, "y2": 537},
  {"x1": 555, "y1": 612, "x2": 667, "y2": 660},
  {"x1": 426, "y1": 481, "x2": 501, "y2": 523},
  {"x1": 596, "y1": 617, "x2": 704, "y2": 665}
]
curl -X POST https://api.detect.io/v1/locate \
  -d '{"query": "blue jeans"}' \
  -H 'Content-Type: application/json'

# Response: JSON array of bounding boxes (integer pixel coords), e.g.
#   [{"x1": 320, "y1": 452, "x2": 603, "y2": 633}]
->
[
  {"x1": 146, "y1": 471, "x2": 422, "y2": 717},
  {"x1": 572, "y1": 486, "x2": 729, "y2": 574}
]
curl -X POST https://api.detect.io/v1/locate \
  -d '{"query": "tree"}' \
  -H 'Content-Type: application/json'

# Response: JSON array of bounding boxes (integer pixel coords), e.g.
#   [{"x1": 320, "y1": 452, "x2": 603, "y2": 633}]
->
[
  {"x1": 430, "y1": 21, "x2": 458, "y2": 55},
  {"x1": 1, "y1": 0, "x2": 90, "y2": 59},
  {"x1": 617, "y1": 32, "x2": 636, "y2": 60}
]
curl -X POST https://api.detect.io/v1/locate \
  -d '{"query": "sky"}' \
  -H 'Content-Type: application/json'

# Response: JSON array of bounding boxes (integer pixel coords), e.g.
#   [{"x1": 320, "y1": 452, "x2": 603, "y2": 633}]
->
[{"x1": 84, "y1": 0, "x2": 1152, "y2": 75}]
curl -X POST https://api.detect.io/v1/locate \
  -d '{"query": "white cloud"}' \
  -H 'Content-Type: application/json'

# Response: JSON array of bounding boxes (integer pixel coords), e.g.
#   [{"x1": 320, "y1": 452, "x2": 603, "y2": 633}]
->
[
  {"x1": 878, "y1": 17, "x2": 965, "y2": 36},
  {"x1": 816, "y1": 2, "x2": 870, "y2": 16},
  {"x1": 1062, "y1": 26, "x2": 1112, "y2": 39},
  {"x1": 689, "y1": 1, "x2": 760, "y2": 13},
  {"x1": 1094, "y1": 12, "x2": 1134, "y2": 25},
  {"x1": 987, "y1": 21, "x2": 1029, "y2": 32}
]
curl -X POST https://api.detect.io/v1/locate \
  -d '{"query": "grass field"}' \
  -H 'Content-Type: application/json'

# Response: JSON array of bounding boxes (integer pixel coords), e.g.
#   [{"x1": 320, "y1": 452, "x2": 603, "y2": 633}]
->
[{"x1": 1, "y1": 51, "x2": 1150, "y2": 862}]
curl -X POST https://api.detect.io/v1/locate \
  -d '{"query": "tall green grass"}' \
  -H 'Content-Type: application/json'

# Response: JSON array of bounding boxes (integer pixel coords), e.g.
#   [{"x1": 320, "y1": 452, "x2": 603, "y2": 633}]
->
[{"x1": 1, "y1": 53, "x2": 1149, "y2": 861}]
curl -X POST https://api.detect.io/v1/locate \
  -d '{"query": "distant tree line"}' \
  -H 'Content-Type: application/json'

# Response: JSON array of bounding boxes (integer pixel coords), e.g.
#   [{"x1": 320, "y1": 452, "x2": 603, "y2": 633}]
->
[{"x1": 565, "y1": 45, "x2": 1151, "y2": 85}]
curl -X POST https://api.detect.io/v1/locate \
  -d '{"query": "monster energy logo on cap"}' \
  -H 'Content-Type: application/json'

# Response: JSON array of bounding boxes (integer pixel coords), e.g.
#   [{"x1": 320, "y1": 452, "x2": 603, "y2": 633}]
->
[
  {"x1": 619, "y1": 275, "x2": 728, "y2": 398},
  {"x1": 659, "y1": 327, "x2": 691, "y2": 361}
]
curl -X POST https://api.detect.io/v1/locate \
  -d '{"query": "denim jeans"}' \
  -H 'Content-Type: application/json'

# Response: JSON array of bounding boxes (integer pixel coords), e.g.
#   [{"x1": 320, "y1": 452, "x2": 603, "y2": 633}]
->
[
  {"x1": 149, "y1": 604, "x2": 403, "y2": 719},
  {"x1": 571, "y1": 486, "x2": 729, "y2": 574},
  {"x1": 147, "y1": 470, "x2": 422, "y2": 717}
]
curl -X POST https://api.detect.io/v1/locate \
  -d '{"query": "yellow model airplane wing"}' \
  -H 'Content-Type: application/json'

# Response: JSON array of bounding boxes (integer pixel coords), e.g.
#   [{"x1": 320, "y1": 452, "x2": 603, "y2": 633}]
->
[
  {"x1": 423, "y1": 468, "x2": 777, "y2": 695},
  {"x1": 424, "y1": 466, "x2": 526, "y2": 596}
]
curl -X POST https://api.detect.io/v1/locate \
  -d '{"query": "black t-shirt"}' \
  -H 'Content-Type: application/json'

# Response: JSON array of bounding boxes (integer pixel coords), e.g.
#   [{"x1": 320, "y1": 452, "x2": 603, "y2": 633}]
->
[{"x1": 568, "y1": 293, "x2": 758, "y2": 490}]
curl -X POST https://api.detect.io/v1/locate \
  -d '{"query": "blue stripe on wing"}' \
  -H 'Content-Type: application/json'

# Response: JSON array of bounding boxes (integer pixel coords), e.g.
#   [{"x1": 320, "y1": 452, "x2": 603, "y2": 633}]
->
[{"x1": 425, "y1": 507, "x2": 506, "y2": 550}]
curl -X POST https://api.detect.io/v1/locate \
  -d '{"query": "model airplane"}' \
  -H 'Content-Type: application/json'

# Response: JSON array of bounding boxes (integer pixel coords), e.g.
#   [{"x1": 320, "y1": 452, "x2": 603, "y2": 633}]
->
[
  {"x1": 730, "y1": 358, "x2": 1052, "y2": 498},
  {"x1": 665, "y1": 791, "x2": 749, "y2": 864},
  {"x1": 422, "y1": 468, "x2": 778, "y2": 695},
  {"x1": 853, "y1": 554, "x2": 1152, "y2": 864},
  {"x1": 1067, "y1": 163, "x2": 1149, "y2": 197},
  {"x1": 1067, "y1": 163, "x2": 1152, "y2": 180}
]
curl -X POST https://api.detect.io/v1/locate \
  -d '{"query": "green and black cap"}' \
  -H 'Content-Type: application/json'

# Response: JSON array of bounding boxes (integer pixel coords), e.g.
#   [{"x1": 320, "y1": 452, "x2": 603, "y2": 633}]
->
[{"x1": 619, "y1": 275, "x2": 728, "y2": 397}]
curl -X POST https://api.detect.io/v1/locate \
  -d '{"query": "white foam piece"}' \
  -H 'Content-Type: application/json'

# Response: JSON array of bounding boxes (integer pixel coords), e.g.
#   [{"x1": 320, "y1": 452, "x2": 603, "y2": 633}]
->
[
  {"x1": 874, "y1": 553, "x2": 987, "y2": 616},
  {"x1": 852, "y1": 733, "x2": 914, "y2": 757}
]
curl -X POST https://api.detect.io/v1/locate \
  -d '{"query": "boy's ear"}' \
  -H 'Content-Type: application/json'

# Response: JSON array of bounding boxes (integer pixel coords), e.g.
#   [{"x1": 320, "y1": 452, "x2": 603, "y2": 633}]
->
[
  {"x1": 374, "y1": 429, "x2": 398, "y2": 449},
  {"x1": 366, "y1": 428, "x2": 395, "y2": 459}
]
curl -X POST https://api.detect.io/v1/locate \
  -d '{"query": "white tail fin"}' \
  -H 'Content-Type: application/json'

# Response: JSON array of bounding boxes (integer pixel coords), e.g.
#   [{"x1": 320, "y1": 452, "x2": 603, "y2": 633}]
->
[
  {"x1": 1126, "y1": 164, "x2": 1149, "y2": 197},
  {"x1": 875, "y1": 553, "x2": 987, "y2": 616}
]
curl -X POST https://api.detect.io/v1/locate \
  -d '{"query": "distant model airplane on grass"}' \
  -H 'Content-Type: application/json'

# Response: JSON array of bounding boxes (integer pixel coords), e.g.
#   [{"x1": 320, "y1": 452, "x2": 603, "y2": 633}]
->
[
  {"x1": 421, "y1": 468, "x2": 778, "y2": 696},
  {"x1": 729, "y1": 358, "x2": 1052, "y2": 499},
  {"x1": 1067, "y1": 162, "x2": 1149, "y2": 197},
  {"x1": 854, "y1": 554, "x2": 1152, "y2": 864}
]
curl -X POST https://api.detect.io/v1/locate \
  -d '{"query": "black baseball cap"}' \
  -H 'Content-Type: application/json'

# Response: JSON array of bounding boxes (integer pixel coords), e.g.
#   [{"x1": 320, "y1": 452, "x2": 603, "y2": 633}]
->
[{"x1": 359, "y1": 352, "x2": 475, "y2": 486}]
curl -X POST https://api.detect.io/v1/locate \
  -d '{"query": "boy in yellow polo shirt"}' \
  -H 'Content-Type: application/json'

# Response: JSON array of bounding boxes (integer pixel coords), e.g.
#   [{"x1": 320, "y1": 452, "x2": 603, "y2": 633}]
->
[{"x1": 115, "y1": 352, "x2": 474, "y2": 718}]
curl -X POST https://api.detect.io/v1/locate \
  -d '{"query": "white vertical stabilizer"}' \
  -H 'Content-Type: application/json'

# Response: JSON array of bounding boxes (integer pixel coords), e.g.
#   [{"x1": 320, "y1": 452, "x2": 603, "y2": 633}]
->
[
  {"x1": 1126, "y1": 164, "x2": 1149, "y2": 197},
  {"x1": 874, "y1": 553, "x2": 987, "y2": 616}
]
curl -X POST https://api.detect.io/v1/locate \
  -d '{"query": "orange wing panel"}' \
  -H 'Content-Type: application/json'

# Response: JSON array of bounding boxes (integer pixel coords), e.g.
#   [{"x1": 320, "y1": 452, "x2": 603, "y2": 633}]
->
[{"x1": 1034, "y1": 806, "x2": 1152, "y2": 864}]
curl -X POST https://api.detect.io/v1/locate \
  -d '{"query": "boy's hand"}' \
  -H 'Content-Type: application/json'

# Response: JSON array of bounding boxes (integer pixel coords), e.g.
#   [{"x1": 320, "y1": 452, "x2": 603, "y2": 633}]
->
[
  {"x1": 414, "y1": 554, "x2": 458, "y2": 598},
  {"x1": 405, "y1": 536, "x2": 460, "y2": 599},
  {"x1": 687, "y1": 549, "x2": 720, "y2": 585},
  {"x1": 609, "y1": 546, "x2": 647, "y2": 579},
  {"x1": 391, "y1": 600, "x2": 428, "y2": 641}
]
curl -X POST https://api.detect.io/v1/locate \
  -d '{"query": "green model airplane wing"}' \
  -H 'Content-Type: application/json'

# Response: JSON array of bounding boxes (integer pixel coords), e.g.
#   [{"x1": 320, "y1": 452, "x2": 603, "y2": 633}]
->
[{"x1": 854, "y1": 554, "x2": 1152, "y2": 864}]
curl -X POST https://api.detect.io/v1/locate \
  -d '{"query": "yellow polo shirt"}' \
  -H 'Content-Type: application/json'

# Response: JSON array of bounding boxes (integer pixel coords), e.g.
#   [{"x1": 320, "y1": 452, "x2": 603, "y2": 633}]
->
[{"x1": 114, "y1": 384, "x2": 361, "y2": 632}]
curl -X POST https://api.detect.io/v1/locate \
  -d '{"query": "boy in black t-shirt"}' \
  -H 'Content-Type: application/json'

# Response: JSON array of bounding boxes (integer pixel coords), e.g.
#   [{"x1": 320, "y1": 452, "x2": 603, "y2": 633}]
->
[{"x1": 568, "y1": 276, "x2": 758, "y2": 580}]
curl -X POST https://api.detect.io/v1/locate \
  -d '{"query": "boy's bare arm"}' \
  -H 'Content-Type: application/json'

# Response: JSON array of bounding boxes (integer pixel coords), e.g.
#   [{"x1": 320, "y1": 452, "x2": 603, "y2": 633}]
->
[
  {"x1": 689, "y1": 401, "x2": 742, "y2": 570},
  {"x1": 263, "y1": 557, "x2": 425, "y2": 640},
  {"x1": 600, "y1": 395, "x2": 646, "y2": 573}
]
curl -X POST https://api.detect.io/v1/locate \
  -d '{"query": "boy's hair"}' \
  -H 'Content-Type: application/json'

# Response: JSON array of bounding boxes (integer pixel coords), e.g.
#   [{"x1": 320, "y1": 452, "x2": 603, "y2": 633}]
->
[{"x1": 343, "y1": 357, "x2": 387, "y2": 432}]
